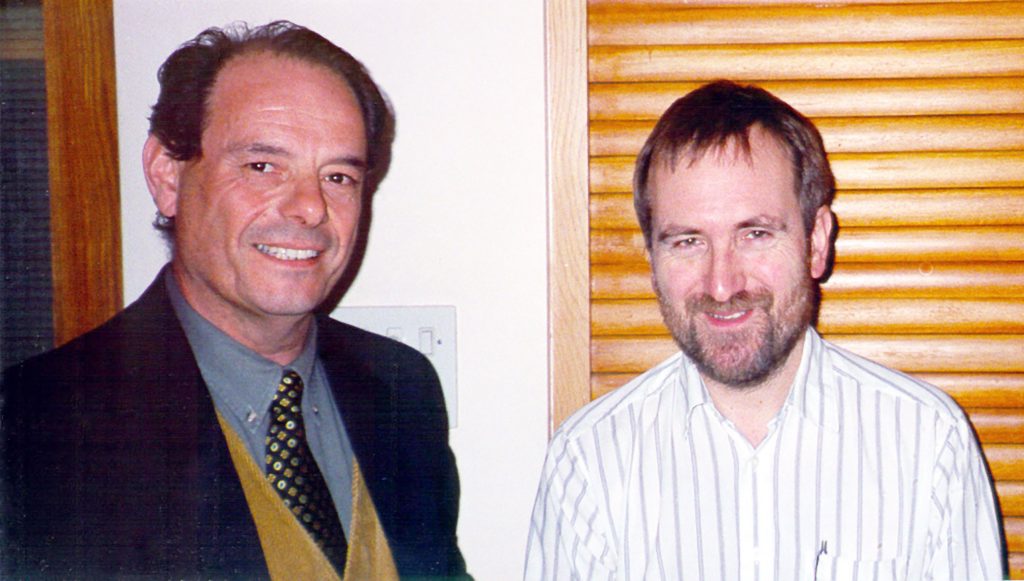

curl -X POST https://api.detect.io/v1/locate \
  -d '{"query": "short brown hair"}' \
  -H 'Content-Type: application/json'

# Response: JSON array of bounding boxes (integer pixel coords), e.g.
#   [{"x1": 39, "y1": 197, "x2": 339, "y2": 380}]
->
[{"x1": 633, "y1": 80, "x2": 834, "y2": 248}]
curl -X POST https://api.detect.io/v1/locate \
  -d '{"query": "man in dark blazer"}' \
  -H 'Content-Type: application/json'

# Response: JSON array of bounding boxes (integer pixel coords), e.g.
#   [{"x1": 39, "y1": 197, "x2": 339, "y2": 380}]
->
[{"x1": 2, "y1": 21, "x2": 466, "y2": 578}]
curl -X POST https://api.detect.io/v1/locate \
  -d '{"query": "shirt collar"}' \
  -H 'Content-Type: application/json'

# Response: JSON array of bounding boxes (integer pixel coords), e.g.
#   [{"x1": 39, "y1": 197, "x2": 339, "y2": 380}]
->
[
  {"x1": 164, "y1": 270, "x2": 318, "y2": 426},
  {"x1": 792, "y1": 328, "x2": 841, "y2": 433},
  {"x1": 675, "y1": 327, "x2": 839, "y2": 434},
  {"x1": 676, "y1": 353, "x2": 714, "y2": 427}
]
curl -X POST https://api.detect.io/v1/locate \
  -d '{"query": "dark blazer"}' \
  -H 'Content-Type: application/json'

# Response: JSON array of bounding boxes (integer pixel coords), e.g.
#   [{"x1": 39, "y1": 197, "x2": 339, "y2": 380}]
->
[{"x1": 1, "y1": 271, "x2": 467, "y2": 579}]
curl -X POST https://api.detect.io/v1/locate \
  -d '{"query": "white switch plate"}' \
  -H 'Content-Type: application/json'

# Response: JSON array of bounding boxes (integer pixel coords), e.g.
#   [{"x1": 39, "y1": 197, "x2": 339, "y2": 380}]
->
[{"x1": 331, "y1": 306, "x2": 458, "y2": 426}]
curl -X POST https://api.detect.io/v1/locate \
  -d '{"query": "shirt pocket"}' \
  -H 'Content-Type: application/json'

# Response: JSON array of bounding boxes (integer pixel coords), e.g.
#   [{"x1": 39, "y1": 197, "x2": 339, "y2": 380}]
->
[{"x1": 814, "y1": 554, "x2": 901, "y2": 581}]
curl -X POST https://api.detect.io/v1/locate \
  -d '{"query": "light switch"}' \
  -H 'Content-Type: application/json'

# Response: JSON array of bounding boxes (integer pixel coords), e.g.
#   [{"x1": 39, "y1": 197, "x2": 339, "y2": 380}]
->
[{"x1": 419, "y1": 327, "x2": 435, "y2": 355}]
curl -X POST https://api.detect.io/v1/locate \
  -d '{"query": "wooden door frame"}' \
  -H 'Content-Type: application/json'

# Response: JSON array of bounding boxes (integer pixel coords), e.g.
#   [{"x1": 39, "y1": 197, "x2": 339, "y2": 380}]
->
[
  {"x1": 545, "y1": 0, "x2": 590, "y2": 433},
  {"x1": 43, "y1": 0, "x2": 122, "y2": 346}
]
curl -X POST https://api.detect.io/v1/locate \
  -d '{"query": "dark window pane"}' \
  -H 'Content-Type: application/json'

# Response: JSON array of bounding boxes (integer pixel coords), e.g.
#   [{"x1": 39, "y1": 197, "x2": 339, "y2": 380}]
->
[{"x1": 1, "y1": 0, "x2": 53, "y2": 369}]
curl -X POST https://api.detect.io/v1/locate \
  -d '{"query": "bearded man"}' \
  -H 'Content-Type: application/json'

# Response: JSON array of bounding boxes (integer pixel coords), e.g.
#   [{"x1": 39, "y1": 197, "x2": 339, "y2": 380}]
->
[{"x1": 525, "y1": 80, "x2": 1004, "y2": 580}]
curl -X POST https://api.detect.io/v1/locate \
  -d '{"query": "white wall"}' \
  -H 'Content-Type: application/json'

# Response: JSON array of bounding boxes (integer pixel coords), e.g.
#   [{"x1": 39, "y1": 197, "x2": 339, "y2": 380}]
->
[{"x1": 114, "y1": 2, "x2": 550, "y2": 578}]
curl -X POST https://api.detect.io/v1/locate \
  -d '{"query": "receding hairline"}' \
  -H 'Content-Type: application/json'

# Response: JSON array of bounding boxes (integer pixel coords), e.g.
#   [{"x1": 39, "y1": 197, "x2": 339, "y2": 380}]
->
[
  {"x1": 198, "y1": 50, "x2": 368, "y2": 151},
  {"x1": 210, "y1": 48, "x2": 361, "y2": 100},
  {"x1": 649, "y1": 123, "x2": 796, "y2": 179}
]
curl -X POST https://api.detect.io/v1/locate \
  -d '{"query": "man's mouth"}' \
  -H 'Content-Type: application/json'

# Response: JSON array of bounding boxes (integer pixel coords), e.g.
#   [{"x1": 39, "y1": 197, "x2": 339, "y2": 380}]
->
[
  {"x1": 707, "y1": 310, "x2": 749, "y2": 321},
  {"x1": 689, "y1": 290, "x2": 772, "y2": 326},
  {"x1": 255, "y1": 244, "x2": 320, "y2": 261}
]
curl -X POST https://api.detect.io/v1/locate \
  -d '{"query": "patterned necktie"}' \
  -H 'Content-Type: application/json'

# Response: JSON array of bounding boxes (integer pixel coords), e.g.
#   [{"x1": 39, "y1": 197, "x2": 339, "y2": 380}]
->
[{"x1": 265, "y1": 371, "x2": 347, "y2": 571}]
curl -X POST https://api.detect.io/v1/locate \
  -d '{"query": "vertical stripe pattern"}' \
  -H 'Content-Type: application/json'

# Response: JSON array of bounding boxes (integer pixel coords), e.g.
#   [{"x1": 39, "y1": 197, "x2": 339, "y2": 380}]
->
[{"x1": 525, "y1": 330, "x2": 1003, "y2": 580}]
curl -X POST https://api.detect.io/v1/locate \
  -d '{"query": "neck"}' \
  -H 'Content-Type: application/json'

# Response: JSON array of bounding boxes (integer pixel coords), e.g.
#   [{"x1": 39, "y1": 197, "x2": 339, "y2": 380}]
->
[
  {"x1": 234, "y1": 319, "x2": 312, "y2": 366},
  {"x1": 702, "y1": 333, "x2": 806, "y2": 447}
]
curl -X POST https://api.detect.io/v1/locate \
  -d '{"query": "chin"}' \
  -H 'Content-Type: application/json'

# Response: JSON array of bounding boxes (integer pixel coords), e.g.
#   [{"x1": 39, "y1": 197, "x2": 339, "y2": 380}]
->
[
  {"x1": 277, "y1": 291, "x2": 326, "y2": 310},
  {"x1": 248, "y1": 291, "x2": 327, "y2": 318},
  {"x1": 248, "y1": 275, "x2": 331, "y2": 302},
  {"x1": 699, "y1": 357, "x2": 779, "y2": 389},
  {"x1": 688, "y1": 342, "x2": 775, "y2": 388}
]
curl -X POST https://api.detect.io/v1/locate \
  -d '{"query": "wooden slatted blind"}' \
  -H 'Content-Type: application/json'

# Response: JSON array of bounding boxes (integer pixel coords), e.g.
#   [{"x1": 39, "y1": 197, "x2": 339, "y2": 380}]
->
[{"x1": 580, "y1": 1, "x2": 1024, "y2": 576}]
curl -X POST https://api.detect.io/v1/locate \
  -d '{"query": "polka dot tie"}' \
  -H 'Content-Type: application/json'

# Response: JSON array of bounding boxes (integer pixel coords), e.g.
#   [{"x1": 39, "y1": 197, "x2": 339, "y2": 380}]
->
[{"x1": 265, "y1": 371, "x2": 347, "y2": 571}]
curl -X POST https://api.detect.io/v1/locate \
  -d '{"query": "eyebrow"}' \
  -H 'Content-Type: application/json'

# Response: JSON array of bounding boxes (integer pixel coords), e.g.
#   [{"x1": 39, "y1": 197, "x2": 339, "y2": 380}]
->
[
  {"x1": 655, "y1": 225, "x2": 702, "y2": 244},
  {"x1": 738, "y1": 215, "x2": 789, "y2": 231},
  {"x1": 231, "y1": 141, "x2": 367, "y2": 169},
  {"x1": 235, "y1": 142, "x2": 287, "y2": 157},
  {"x1": 327, "y1": 155, "x2": 367, "y2": 169}
]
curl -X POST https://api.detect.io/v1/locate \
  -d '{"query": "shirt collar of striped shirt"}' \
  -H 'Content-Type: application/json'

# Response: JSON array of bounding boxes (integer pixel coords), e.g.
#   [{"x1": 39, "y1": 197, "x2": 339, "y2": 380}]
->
[
  {"x1": 790, "y1": 328, "x2": 842, "y2": 434},
  {"x1": 676, "y1": 328, "x2": 841, "y2": 435}
]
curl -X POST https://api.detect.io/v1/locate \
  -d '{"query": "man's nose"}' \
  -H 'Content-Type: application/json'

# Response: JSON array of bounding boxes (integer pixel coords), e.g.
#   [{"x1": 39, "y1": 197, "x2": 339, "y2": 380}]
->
[
  {"x1": 280, "y1": 174, "x2": 328, "y2": 227},
  {"x1": 705, "y1": 246, "x2": 746, "y2": 303}
]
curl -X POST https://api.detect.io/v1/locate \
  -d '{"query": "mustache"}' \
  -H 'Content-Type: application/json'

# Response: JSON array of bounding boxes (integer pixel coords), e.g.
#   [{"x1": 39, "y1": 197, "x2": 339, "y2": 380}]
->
[
  {"x1": 244, "y1": 225, "x2": 332, "y2": 248},
  {"x1": 686, "y1": 289, "x2": 773, "y2": 313}
]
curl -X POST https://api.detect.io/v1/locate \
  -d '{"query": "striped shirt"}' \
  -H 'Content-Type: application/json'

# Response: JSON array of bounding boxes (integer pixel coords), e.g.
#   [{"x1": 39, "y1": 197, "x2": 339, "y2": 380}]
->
[{"x1": 525, "y1": 329, "x2": 1004, "y2": 580}]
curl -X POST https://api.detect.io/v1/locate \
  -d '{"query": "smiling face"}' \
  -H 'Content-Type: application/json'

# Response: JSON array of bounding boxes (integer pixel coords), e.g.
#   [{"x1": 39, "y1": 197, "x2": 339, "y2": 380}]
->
[
  {"x1": 144, "y1": 52, "x2": 367, "y2": 345},
  {"x1": 648, "y1": 127, "x2": 832, "y2": 388}
]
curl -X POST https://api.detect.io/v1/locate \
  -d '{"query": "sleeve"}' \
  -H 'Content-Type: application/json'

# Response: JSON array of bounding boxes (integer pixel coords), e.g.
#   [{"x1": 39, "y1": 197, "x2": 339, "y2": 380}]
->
[
  {"x1": 925, "y1": 419, "x2": 1006, "y2": 580},
  {"x1": 524, "y1": 431, "x2": 615, "y2": 581}
]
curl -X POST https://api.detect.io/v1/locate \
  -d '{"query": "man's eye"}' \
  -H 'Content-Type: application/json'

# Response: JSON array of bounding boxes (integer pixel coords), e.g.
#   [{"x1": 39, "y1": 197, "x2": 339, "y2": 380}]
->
[
  {"x1": 668, "y1": 237, "x2": 705, "y2": 255},
  {"x1": 246, "y1": 161, "x2": 274, "y2": 173},
  {"x1": 747, "y1": 229, "x2": 770, "y2": 240},
  {"x1": 325, "y1": 173, "x2": 356, "y2": 185}
]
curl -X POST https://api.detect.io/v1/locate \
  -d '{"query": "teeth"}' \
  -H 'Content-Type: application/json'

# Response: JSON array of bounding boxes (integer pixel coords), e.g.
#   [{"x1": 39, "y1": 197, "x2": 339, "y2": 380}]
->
[
  {"x1": 256, "y1": 244, "x2": 319, "y2": 261},
  {"x1": 709, "y1": 311, "x2": 745, "y2": 321}
]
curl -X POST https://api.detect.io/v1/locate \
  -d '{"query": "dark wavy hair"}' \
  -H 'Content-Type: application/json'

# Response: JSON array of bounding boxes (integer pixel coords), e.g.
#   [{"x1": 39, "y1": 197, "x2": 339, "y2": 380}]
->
[
  {"x1": 149, "y1": 20, "x2": 395, "y2": 233},
  {"x1": 633, "y1": 80, "x2": 834, "y2": 248}
]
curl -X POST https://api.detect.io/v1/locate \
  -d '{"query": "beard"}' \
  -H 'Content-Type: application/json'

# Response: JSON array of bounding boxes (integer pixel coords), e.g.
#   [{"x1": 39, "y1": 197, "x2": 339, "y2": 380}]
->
[{"x1": 656, "y1": 272, "x2": 818, "y2": 389}]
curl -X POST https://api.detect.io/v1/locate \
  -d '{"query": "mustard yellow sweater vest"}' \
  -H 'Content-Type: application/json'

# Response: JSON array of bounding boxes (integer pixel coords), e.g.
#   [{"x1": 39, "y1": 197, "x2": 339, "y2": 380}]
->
[{"x1": 217, "y1": 414, "x2": 398, "y2": 580}]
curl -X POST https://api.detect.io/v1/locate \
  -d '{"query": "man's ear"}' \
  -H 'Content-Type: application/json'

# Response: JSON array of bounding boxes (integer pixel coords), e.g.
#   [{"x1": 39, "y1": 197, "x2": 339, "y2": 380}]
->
[
  {"x1": 809, "y1": 205, "x2": 835, "y2": 280},
  {"x1": 142, "y1": 134, "x2": 183, "y2": 219}
]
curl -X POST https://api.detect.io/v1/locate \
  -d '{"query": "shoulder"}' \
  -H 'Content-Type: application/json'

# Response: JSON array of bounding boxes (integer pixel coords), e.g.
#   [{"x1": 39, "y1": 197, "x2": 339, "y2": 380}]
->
[
  {"x1": 4, "y1": 279, "x2": 184, "y2": 391},
  {"x1": 818, "y1": 335, "x2": 969, "y2": 427},
  {"x1": 553, "y1": 352, "x2": 684, "y2": 447},
  {"x1": 315, "y1": 314, "x2": 446, "y2": 427},
  {"x1": 4, "y1": 307, "x2": 132, "y2": 393},
  {"x1": 2, "y1": 278, "x2": 195, "y2": 443},
  {"x1": 316, "y1": 314, "x2": 437, "y2": 380}
]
